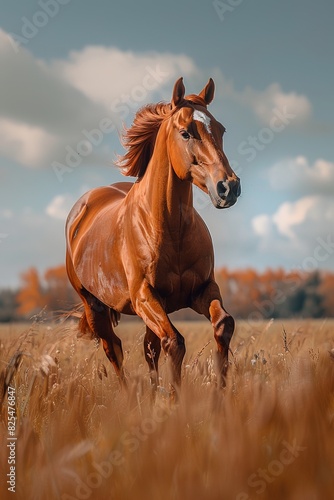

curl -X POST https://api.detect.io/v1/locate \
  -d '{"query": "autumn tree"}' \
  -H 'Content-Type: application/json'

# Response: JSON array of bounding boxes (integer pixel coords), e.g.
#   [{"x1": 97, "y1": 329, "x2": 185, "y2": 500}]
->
[
  {"x1": 44, "y1": 265, "x2": 77, "y2": 311},
  {"x1": 214, "y1": 268, "x2": 332, "y2": 319},
  {"x1": 319, "y1": 272, "x2": 334, "y2": 316},
  {"x1": 9, "y1": 264, "x2": 334, "y2": 320},
  {"x1": 16, "y1": 267, "x2": 45, "y2": 316}
]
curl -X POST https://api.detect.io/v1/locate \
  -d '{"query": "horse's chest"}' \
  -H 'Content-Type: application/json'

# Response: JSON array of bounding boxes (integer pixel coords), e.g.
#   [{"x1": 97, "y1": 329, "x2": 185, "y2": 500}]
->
[
  {"x1": 152, "y1": 254, "x2": 211, "y2": 306},
  {"x1": 137, "y1": 218, "x2": 213, "y2": 306}
]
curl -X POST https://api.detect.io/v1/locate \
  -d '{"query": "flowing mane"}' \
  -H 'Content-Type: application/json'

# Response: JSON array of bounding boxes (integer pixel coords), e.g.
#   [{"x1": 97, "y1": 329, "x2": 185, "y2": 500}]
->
[
  {"x1": 118, "y1": 102, "x2": 172, "y2": 179},
  {"x1": 118, "y1": 94, "x2": 207, "y2": 179}
]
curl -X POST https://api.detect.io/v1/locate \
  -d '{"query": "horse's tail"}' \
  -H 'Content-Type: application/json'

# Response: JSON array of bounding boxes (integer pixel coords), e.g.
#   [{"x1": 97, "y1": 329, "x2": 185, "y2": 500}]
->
[
  {"x1": 77, "y1": 310, "x2": 98, "y2": 340},
  {"x1": 110, "y1": 309, "x2": 121, "y2": 328},
  {"x1": 77, "y1": 305, "x2": 120, "y2": 340}
]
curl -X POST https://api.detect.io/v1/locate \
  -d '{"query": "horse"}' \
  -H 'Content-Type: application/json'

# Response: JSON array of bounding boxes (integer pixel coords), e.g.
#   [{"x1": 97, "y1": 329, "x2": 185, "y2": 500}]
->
[{"x1": 65, "y1": 77, "x2": 241, "y2": 390}]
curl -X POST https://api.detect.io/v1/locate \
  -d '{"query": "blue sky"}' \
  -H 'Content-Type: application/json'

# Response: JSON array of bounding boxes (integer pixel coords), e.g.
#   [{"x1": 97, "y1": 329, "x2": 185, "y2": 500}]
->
[{"x1": 0, "y1": 0, "x2": 333, "y2": 288}]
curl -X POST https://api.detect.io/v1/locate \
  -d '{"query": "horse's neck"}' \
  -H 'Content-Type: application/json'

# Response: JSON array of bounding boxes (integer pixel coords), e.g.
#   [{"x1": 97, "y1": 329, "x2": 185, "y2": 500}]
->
[{"x1": 136, "y1": 140, "x2": 193, "y2": 234}]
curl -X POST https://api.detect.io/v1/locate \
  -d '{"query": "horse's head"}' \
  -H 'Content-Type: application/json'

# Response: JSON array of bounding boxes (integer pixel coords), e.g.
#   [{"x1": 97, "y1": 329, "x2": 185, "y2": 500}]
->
[{"x1": 167, "y1": 77, "x2": 241, "y2": 209}]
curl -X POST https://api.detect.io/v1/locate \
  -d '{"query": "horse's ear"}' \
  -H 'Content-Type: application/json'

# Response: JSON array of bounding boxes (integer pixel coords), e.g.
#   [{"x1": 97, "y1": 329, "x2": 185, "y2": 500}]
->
[
  {"x1": 198, "y1": 78, "x2": 215, "y2": 105},
  {"x1": 171, "y1": 77, "x2": 185, "y2": 107}
]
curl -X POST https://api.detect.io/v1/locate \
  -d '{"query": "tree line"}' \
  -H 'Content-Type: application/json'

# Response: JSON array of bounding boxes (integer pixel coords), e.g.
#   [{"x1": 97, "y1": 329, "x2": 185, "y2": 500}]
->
[{"x1": 0, "y1": 264, "x2": 333, "y2": 322}]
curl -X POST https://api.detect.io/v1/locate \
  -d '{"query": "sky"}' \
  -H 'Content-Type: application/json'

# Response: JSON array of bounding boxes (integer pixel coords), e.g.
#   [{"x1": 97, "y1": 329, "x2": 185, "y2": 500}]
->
[{"x1": 0, "y1": 0, "x2": 333, "y2": 288}]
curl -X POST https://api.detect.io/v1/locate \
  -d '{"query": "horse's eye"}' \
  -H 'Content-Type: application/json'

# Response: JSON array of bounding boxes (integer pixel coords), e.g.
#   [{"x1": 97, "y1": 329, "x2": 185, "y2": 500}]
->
[{"x1": 180, "y1": 130, "x2": 190, "y2": 140}]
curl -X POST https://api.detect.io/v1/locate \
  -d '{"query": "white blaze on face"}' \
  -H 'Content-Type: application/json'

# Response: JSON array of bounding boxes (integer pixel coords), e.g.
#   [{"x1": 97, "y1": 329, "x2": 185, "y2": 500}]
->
[{"x1": 193, "y1": 109, "x2": 211, "y2": 134}]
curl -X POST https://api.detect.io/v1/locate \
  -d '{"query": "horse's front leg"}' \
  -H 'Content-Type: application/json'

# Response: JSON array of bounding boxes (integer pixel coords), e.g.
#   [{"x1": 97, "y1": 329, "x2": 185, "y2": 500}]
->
[
  {"x1": 192, "y1": 281, "x2": 235, "y2": 386},
  {"x1": 132, "y1": 282, "x2": 185, "y2": 387},
  {"x1": 144, "y1": 326, "x2": 161, "y2": 390}
]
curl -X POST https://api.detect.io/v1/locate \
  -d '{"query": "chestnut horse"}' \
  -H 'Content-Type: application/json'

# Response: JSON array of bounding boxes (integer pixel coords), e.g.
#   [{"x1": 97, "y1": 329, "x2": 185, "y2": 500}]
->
[{"x1": 66, "y1": 77, "x2": 240, "y2": 389}]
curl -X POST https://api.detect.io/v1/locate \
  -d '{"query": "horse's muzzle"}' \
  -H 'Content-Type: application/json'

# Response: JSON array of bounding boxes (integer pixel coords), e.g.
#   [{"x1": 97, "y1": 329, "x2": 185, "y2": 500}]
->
[{"x1": 211, "y1": 179, "x2": 241, "y2": 209}]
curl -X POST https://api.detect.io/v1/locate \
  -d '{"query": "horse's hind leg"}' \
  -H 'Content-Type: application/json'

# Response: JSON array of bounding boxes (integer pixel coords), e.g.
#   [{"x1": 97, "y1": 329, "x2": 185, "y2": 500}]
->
[
  {"x1": 80, "y1": 290, "x2": 126, "y2": 386},
  {"x1": 66, "y1": 255, "x2": 125, "y2": 383},
  {"x1": 144, "y1": 326, "x2": 161, "y2": 389}
]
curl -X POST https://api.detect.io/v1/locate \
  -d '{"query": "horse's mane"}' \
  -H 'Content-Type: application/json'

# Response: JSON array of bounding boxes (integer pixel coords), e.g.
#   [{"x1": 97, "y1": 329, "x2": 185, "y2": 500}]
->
[
  {"x1": 118, "y1": 94, "x2": 207, "y2": 179},
  {"x1": 117, "y1": 102, "x2": 171, "y2": 178}
]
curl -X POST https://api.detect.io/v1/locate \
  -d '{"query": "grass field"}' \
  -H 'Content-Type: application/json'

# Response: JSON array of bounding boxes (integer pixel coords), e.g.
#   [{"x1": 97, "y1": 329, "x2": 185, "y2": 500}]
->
[{"x1": 1, "y1": 317, "x2": 334, "y2": 500}]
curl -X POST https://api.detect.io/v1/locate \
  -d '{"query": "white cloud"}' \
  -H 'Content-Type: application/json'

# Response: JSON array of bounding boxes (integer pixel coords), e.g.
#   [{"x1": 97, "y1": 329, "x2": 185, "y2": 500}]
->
[
  {"x1": 252, "y1": 156, "x2": 334, "y2": 260},
  {"x1": 0, "y1": 28, "x2": 314, "y2": 173},
  {"x1": 250, "y1": 195, "x2": 334, "y2": 270},
  {"x1": 52, "y1": 46, "x2": 198, "y2": 107},
  {"x1": 0, "y1": 30, "x2": 115, "y2": 169},
  {"x1": 213, "y1": 69, "x2": 312, "y2": 126},
  {"x1": 268, "y1": 156, "x2": 334, "y2": 195},
  {"x1": 46, "y1": 194, "x2": 74, "y2": 220},
  {"x1": 0, "y1": 29, "x2": 199, "y2": 170},
  {"x1": 253, "y1": 196, "x2": 334, "y2": 243},
  {"x1": 272, "y1": 196, "x2": 318, "y2": 239},
  {"x1": 246, "y1": 83, "x2": 312, "y2": 125},
  {"x1": 252, "y1": 214, "x2": 273, "y2": 237},
  {"x1": 0, "y1": 117, "x2": 57, "y2": 167}
]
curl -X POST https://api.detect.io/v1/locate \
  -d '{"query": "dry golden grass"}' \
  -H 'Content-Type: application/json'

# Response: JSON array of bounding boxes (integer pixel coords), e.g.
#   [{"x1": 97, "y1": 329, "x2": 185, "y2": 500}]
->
[{"x1": 1, "y1": 317, "x2": 334, "y2": 500}]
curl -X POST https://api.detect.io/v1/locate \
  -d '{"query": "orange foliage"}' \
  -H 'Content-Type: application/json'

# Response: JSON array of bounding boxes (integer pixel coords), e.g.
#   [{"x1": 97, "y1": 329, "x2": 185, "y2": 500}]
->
[
  {"x1": 16, "y1": 267, "x2": 45, "y2": 316},
  {"x1": 216, "y1": 268, "x2": 333, "y2": 319},
  {"x1": 319, "y1": 274, "x2": 334, "y2": 315},
  {"x1": 16, "y1": 264, "x2": 77, "y2": 317},
  {"x1": 14, "y1": 264, "x2": 334, "y2": 319},
  {"x1": 44, "y1": 264, "x2": 78, "y2": 311}
]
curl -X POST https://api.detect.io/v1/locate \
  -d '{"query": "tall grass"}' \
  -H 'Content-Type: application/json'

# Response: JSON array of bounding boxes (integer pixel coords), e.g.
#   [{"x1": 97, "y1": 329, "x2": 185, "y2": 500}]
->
[{"x1": 1, "y1": 318, "x2": 334, "y2": 500}]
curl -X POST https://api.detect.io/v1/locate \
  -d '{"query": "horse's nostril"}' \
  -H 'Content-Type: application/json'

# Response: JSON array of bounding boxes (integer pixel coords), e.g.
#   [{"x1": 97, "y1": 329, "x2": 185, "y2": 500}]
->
[
  {"x1": 217, "y1": 181, "x2": 227, "y2": 198},
  {"x1": 217, "y1": 180, "x2": 241, "y2": 200},
  {"x1": 232, "y1": 182, "x2": 241, "y2": 198}
]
